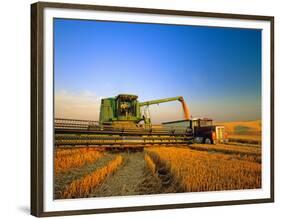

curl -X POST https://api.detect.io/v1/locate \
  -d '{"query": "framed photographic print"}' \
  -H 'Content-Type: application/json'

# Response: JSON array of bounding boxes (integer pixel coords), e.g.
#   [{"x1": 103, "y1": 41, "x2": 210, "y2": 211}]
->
[{"x1": 31, "y1": 1, "x2": 274, "y2": 217}]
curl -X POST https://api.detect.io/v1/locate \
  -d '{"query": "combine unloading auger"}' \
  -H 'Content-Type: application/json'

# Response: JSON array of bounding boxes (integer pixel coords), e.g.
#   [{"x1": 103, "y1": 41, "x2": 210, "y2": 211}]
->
[
  {"x1": 141, "y1": 96, "x2": 190, "y2": 120},
  {"x1": 55, "y1": 94, "x2": 193, "y2": 148}
]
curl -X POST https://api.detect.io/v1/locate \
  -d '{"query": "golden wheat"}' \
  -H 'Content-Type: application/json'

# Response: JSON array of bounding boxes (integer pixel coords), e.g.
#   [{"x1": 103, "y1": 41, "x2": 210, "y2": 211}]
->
[
  {"x1": 61, "y1": 155, "x2": 123, "y2": 198},
  {"x1": 55, "y1": 148, "x2": 104, "y2": 174},
  {"x1": 146, "y1": 147, "x2": 261, "y2": 192},
  {"x1": 145, "y1": 154, "x2": 156, "y2": 174}
]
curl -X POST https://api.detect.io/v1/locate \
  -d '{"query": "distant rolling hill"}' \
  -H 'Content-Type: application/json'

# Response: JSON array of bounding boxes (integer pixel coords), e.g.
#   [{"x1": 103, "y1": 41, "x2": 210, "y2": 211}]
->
[
  {"x1": 216, "y1": 120, "x2": 261, "y2": 134},
  {"x1": 215, "y1": 120, "x2": 261, "y2": 144}
]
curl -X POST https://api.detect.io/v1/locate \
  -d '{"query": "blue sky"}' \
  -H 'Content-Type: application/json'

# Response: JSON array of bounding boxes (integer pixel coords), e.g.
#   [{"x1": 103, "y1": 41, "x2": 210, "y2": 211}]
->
[{"x1": 54, "y1": 18, "x2": 261, "y2": 123}]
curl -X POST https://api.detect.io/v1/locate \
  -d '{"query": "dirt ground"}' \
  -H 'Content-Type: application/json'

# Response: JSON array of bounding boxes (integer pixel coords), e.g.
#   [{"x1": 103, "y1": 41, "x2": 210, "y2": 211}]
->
[{"x1": 89, "y1": 151, "x2": 182, "y2": 197}]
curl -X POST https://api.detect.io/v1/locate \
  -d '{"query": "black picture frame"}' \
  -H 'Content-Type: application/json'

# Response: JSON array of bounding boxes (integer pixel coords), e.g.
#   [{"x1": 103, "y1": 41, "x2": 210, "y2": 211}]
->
[{"x1": 31, "y1": 1, "x2": 274, "y2": 217}]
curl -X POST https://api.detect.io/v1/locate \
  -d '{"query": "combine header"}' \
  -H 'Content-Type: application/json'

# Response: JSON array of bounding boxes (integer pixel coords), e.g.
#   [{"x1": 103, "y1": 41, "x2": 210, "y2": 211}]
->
[{"x1": 55, "y1": 94, "x2": 194, "y2": 148}]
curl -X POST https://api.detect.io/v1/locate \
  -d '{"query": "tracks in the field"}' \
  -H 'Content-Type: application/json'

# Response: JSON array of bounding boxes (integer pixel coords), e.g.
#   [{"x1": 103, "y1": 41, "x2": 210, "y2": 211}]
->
[
  {"x1": 88, "y1": 151, "x2": 181, "y2": 197},
  {"x1": 89, "y1": 152, "x2": 145, "y2": 197},
  {"x1": 54, "y1": 150, "x2": 180, "y2": 199}
]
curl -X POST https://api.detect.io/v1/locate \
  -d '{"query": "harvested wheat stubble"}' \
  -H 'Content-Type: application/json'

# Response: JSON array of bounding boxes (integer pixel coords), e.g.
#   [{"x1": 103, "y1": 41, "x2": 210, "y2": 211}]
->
[
  {"x1": 60, "y1": 155, "x2": 123, "y2": 199},
  {"x1": 89, "y1": 152, "x2": 146, "y2": 197},
  {"x1": 228, "y1": 136, "x2": 261, "y2": 145},
  {"x1": 146, "y1": 147, "x2": 261, "y2": 192},
  {"x1": 188, "y1": 144, "x2": 261, "y2": 163},
  {"x1": 55, "y1": 148, "x2": 104, "y2": 174},
  {"x1": 55, "y1": 153, "x2": 116, "y2": 199},
  {"x1": 189, "y1": 144, "x2": 261, "y2": 154},
  {"x1": 90, "y1": 152, "x2": 182, "y2": 197},
  {"x1": 145, "y1": 151, "x2": 185, "y2": 193}
]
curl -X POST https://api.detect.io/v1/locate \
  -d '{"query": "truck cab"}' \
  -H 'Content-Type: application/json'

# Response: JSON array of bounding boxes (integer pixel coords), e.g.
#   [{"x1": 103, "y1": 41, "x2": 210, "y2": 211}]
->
[{"x1": 191, "y1": 118, "x2": 228, "y2": 144}]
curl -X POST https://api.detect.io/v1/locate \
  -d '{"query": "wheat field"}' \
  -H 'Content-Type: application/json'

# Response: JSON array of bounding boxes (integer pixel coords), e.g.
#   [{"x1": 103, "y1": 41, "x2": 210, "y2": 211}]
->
[
  {"x1": 146, "y1": 146, "x2": 261, "y2": 192},
  {"x1": 59, "y1": 155, "x2": 123, "y2": 198},
  {"x1": 55, "y1": 143, "x2": 261, "y2": 199},
  {"x1": 55, "y1": 148, "x2": 104, "y2": 174}
]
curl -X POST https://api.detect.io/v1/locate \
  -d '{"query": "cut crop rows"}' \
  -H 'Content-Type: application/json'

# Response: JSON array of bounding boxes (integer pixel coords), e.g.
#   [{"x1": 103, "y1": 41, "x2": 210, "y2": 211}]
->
[
  {"x1": 60, "y1": 155, "x2": 123, "y2": 198},
  {"x1": 146, "y1": 147, "x2": 261, "y2": 192}
]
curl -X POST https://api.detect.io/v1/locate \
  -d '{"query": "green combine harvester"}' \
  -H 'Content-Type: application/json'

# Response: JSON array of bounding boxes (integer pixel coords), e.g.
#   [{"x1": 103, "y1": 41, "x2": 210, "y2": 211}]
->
[
  {"x1": 55, "y1": 94, "x2": 194, "y2": 148},
  {"x1": 99, "y1": 94, "x2": 190, "y2": 126}
]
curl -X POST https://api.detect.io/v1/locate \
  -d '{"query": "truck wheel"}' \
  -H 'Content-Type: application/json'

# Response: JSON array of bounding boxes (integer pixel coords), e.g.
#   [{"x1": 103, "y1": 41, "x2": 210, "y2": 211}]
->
[
  {"x1": 194, "y1": 137, "x2": 203, "y2": 144},
  {"x1": 205, "y1": 138, "x2": 212, "y2": 144}
]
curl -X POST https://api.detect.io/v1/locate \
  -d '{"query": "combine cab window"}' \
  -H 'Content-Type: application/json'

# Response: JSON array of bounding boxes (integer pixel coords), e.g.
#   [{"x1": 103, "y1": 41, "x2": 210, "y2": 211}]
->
[
  {"x1": 200, "y1": 120, "x2": 213, "y2": 127},
  {"x1": 118, "y1": 101, "x2": 135, "y2": 117}
]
